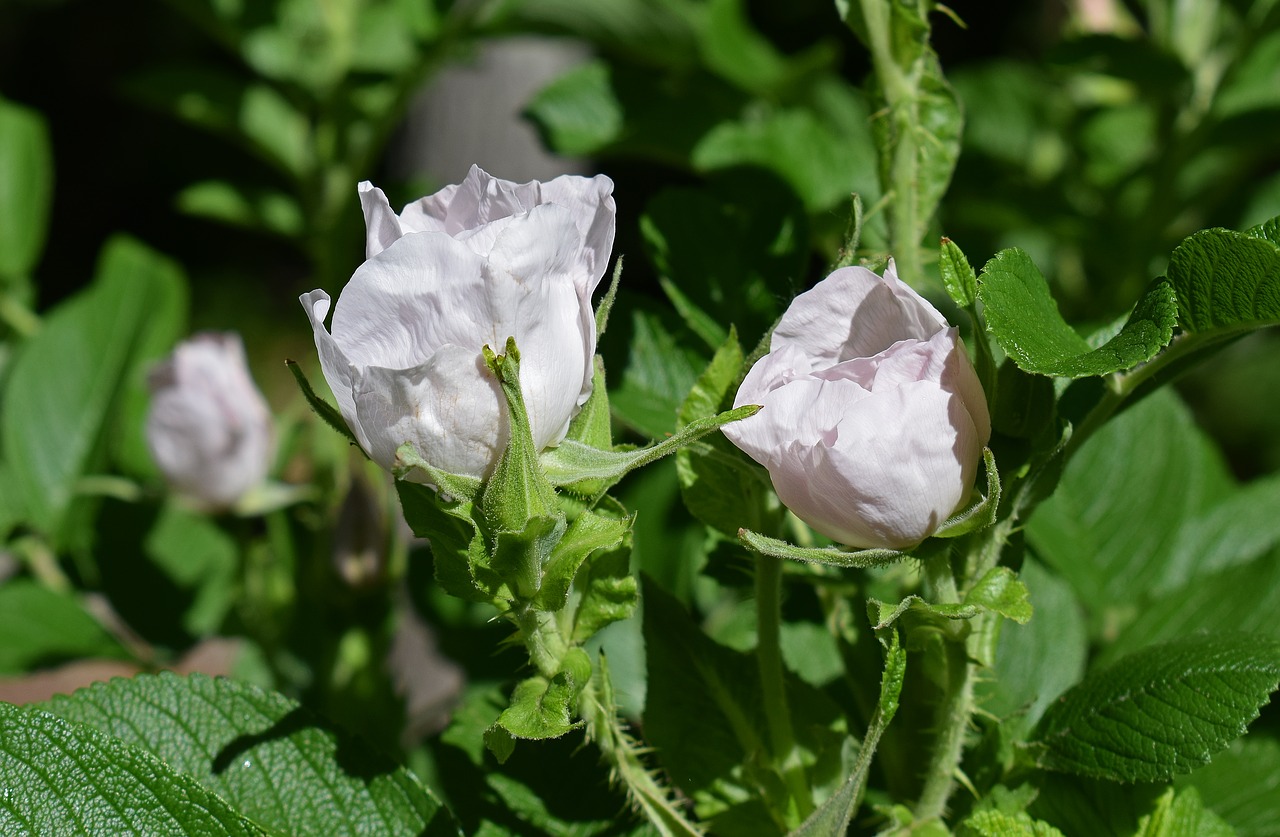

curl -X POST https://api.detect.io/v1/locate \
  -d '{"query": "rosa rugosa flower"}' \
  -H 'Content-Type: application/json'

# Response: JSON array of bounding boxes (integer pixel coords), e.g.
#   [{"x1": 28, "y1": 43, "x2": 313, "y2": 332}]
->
[
  {"x1": 301, "y1": 165, "x2": 615, "y2": 479},
  {"x1": 724, "y1": 263, "x2": 991, "y2": 549},
  {"x1": 146, "y1": 332, "x2": 273, "y2": 510}
]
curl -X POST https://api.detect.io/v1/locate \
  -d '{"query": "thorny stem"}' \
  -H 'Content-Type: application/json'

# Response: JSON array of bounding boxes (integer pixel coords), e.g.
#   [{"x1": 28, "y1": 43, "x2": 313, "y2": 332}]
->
[{"x1": 756, "y1": 554, "x2": 814, "y2": 826}]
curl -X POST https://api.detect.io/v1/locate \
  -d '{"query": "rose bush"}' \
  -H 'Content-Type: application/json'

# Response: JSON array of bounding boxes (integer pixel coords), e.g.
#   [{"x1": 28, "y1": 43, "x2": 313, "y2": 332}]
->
[
  {"x1": 724, "y1": 263, "x2": 991, "y2": 549},
  {"x1": 146, "y1": 332, "x2": 274, "y2": 510},
  {"x1": 301, "y1": 165, "x2": 616, "y2": 479}
]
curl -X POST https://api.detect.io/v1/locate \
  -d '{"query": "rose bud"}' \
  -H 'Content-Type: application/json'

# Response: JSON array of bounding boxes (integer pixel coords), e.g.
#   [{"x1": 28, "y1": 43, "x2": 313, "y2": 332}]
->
[
  {"x1": 724, "y1": 263, "x2": 991, "y2": 549},
  {"x1": 146, "y1": 332, "x2": 274, "y2": 510}
]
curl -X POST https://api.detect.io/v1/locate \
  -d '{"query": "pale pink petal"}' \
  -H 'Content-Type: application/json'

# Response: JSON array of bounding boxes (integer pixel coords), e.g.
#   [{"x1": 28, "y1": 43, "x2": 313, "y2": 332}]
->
[
  {"x1": 358, "y1": 182, "x2": 407, "y2": 259},
  {"x1": 300, "y1": 290, "x2": 370, "y2": 453}
]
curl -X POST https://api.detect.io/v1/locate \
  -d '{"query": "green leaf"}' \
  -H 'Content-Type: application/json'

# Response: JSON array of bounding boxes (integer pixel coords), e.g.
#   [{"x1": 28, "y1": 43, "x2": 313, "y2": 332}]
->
[
  {"x1": 1027, "y1": 775, "x2": 1167, "y2": 837},
  {"x1": 0, "y1": 580, "x2": 130, "y2": 675},
  {"x1": 1026, "y1": 389, "x2": 1233, "y2": 630},
  {"x1": 1135, "y1": 785, "x2": 1235, "y2": 837},
  {"x1": 176, "y1": 180, "x2": 304, "y2": 237},
  {"x1": 0, "y1": 701, "x2": 264, "y2": 835},
  {"x1": 959, "y1": 809, "x2": 1065, "y2": 837},
  {"x1": 794, "y1": 630, "x2": 905, "y2": 836},
  {"x1": 675, "y1": 328, "x2": 777, "y2": 537},
  {"x1": 1029, "y1": 632, "x2": 1280, "y2": 782},
  {"x1": 523, "y1": 60, "x2": 623, "y2": 156},
  {"x1": 564, "y1": 357, "x2": 613, "y2": 451},
  {"x1": 1177, "y1": 736, "x2": 1280, "y2": 837},
  {"x1": 1100, "y1": 548, "x2": 1280, "y2": 668},
  {"x1": 1166, "y1": 224, "x2": 1280, "y2": 335},
  {"x1": 977, "y1": 559, "x2": 1087, "y2": 727},
  {"x1": 571, "y1": 540, "x2": 638, "y2": 644},
  {"x1": 39, "y1": 672, "x2": 458, "y2": 836},
  {"x1": 611, "y1": 309, "x2": 705, "y2": 439},
  {"x1": 739, "y1": 529, "x2": 906, "y2": 569},
  {"x1": 142, "y1": 503, "x2": 238, "y2": 636},
  {"x1": 642, "y1": 578, "x2": 848, "y2": 832},
  {"x1": 487, "y1": 668, "x2": 587, "y2": 761},
  {"x1": 978, "y1": 249, "x2": 1177, "y2": 377},
  {"x1": 1, "y1": 237, "x2": 188, "y2": 541},
  {"x1": 124, "y1": 67, "x2": 312, "y2": 177},
  {"x1": 868, "y1": 595, "x2": 979, "y2": 636},
  {"x1": 1161, "y1": 472, "x2": 1280, "y2": 592},
  {"x1": 940, "y1": 237, "x2": 978, "y2": 307},
  {"x1": 0, "y1": 97, "x2": 53, "y2": 282},
  {"x1": 965, "y1": 567, "x2": 1032, "y2": 624}
]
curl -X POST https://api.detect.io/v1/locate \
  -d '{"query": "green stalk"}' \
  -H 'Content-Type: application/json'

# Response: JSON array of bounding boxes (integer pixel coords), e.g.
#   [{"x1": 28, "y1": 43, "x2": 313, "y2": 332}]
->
[
  {"x1": 912, "y1": 635, "x2": 977, "y2": 821},
  {"x1": 756, "y1": 554, "x2": 814, "y2": 824}
]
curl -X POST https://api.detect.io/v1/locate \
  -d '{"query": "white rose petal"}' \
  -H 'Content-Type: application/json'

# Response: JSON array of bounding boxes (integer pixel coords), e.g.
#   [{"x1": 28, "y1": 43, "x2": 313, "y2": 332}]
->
[{"x1": 306, "y1": 165, "x2": 616, "y2": 480}]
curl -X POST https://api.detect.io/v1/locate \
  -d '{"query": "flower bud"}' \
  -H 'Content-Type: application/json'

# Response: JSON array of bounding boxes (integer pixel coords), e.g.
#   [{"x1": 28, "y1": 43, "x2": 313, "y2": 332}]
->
[
  {"x1": 724, "y1": 263, "x2": 991, "y2": 549},
  {"x1": 146, "y1": 332, "x2": 273, "y2": 510},
  {"x1": 301, "y1": 165, "x2": 615, "y2": 480}
]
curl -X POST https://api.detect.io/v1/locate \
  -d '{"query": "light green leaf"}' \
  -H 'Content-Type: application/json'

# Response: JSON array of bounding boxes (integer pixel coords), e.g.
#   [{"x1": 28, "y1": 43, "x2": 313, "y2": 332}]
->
[
  {"x1": 0, "y1": 97, "x2": 53, "y2": 282},
  {"x1": 2, "y1": 237, "x2": 187, "y2": 541},
  {"x1": 1135, "y1": 785, "x2": 1235, "y2": 837},
  {"x1": 978, "y1": 248, "x2": 1177, "y2": 377},
  {"x1": 142, "y1": 503, "x2": 238, "y2": 636},
  {"x1": 395, "y1": 479, "x2": 500, "y2": 604},
  {"x1": 959, "y1": 809, "x2": 1065, "y2": 837},
  {"x1": 0, "y1": 701, "x2": 263, "y2": 836},
  {"x1": 611, "y1": 310, "x2": 705, "y2": 439},
  {"x1": 868, "y1": 595, "x2": 979, "y2": 633},
  {"x1": 571, "y1": 545, "x2": 638, "y2": 644},
  {"x1": 965, "y1": 566, "x2": 1032, "y2": 624},
  {"x1": 940, "y1": 237, "x2": 978, "y2": 307},
  {"x1": 176, "y1": 180, "x2": 304, "y2": 237},
  {"x1": 978, "y1": 559, "x2": 1087, "y2": 727},
  {"x1": 487, "y1": 669, "x2": 586, "y2": 761},
  {"x1": 39, "y1": 672, "x2": 458, "y2": 836},
  {"x1": 1030, "y1": 632, "x2": 1280, "y2": 782},
  {"x1": 1166, "y1": 223, "x2": 1280, "y2": 336},
  {"x1": 523, "y1": 60, "x2": 623, "y2": 156},
  {"x1": 1026, "y1": 389, "x2": 1233, "y2": 630},
  {"x1": 0, "y1": 580, "x2": 130, "y2": 675},
  {"x1": 739, "y1": 528, "x2": 906, "y2": 569},
  {"x1": 1178, "y1": 736, "x2": 1280, "y2": 837}
]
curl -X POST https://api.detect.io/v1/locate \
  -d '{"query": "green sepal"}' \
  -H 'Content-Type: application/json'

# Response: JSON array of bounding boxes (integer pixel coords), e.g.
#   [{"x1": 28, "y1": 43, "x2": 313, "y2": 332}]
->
[
  {"x1": 286, "y1": 359, "x2": 360, "y2": 448},
  {"x1": 480, "y1": 338, "x2": 568, "y2": 602},
  {"x1": 540, "y1": 404, "x2": 761, "y2": 500},
  {"x1": 934, "y1": 448, "x2": 1001, "y2": 538},
  {"x1": 393, "y1": 443, "x2": 500, "y2": 603},
  {"x1": 558, "y1": 356, "x2": 616, "y2": 500},
  {"x1": 739, "y1": 528, "x2": 908, "y2": 569},
  {"x1": 534, "y1": 508, "x2": 632, "y2": 613},
  {"x1": 868, "y1": 595, "x2": 978, "y2": 649},
  {"x1": 595, "y1": 257, "x2": 622, "y2": 338}
]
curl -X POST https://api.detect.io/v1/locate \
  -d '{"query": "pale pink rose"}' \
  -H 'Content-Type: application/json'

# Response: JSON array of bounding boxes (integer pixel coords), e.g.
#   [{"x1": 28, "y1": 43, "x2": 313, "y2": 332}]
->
[
  {"x1": 301, "y1": 165, "x2": 615, "y2": 478},
  {"x1": 146, "y1": 333, "x2": 273, "y2": 510},
  {"x1": 724, "y1": 263, "x2": 991, "y2": 549}
]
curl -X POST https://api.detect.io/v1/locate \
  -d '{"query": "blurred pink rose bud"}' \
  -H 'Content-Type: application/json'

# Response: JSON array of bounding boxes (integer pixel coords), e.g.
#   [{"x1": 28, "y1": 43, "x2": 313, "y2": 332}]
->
[
  {"x1": 724, "y1": 263, "x2": 991, "y2": 549},
  {"x1": 146, "y1": 332, "x2": 273, "y2": 510},
  {"x1": 301, "y1": 165, "x2": 615, "y2": 479}
]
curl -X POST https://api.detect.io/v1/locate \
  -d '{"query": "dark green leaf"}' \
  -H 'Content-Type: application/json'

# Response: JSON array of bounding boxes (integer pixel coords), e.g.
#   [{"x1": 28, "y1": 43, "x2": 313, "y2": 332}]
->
[
  {"x1": 0, "y1": 97, "x2": 53, "y2": 282},
  {"x1": 1030, "y1": 632, "x2": 1280, "y2": 782},
  {"x1": 0, "y1": 580, "x2": 130, "y2": 675},
  {"x1": 675, "y1": 329, "x2": 777, "y2": 537},
  {"x1": 571, "y1": 545, "x2": 638, "y2": 644},
  {"x1": 979, "y1": 249, "x2": 1177, "y2": 377},
  {"x1": 0, "y1": 701, "x2": 263, "y2": 835},
  {"x1": 142, "y1": 503, "x2": 238, "y2": 636},
  {"x1": 396, "y1": 480, "x2": 501, "y2": 603},
  {"x1": 610, "y1": 310, "x2": 705, "y2": 439},
  {"x1": 2, "y1": 237, "x2": 187, "y2": 541},
  {"x1": 40, "y1": 672, "x2": 458, "y2": 836},
  {"x1": 1166, "y1": 225, "x2": 1280, "y2": 335}
]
